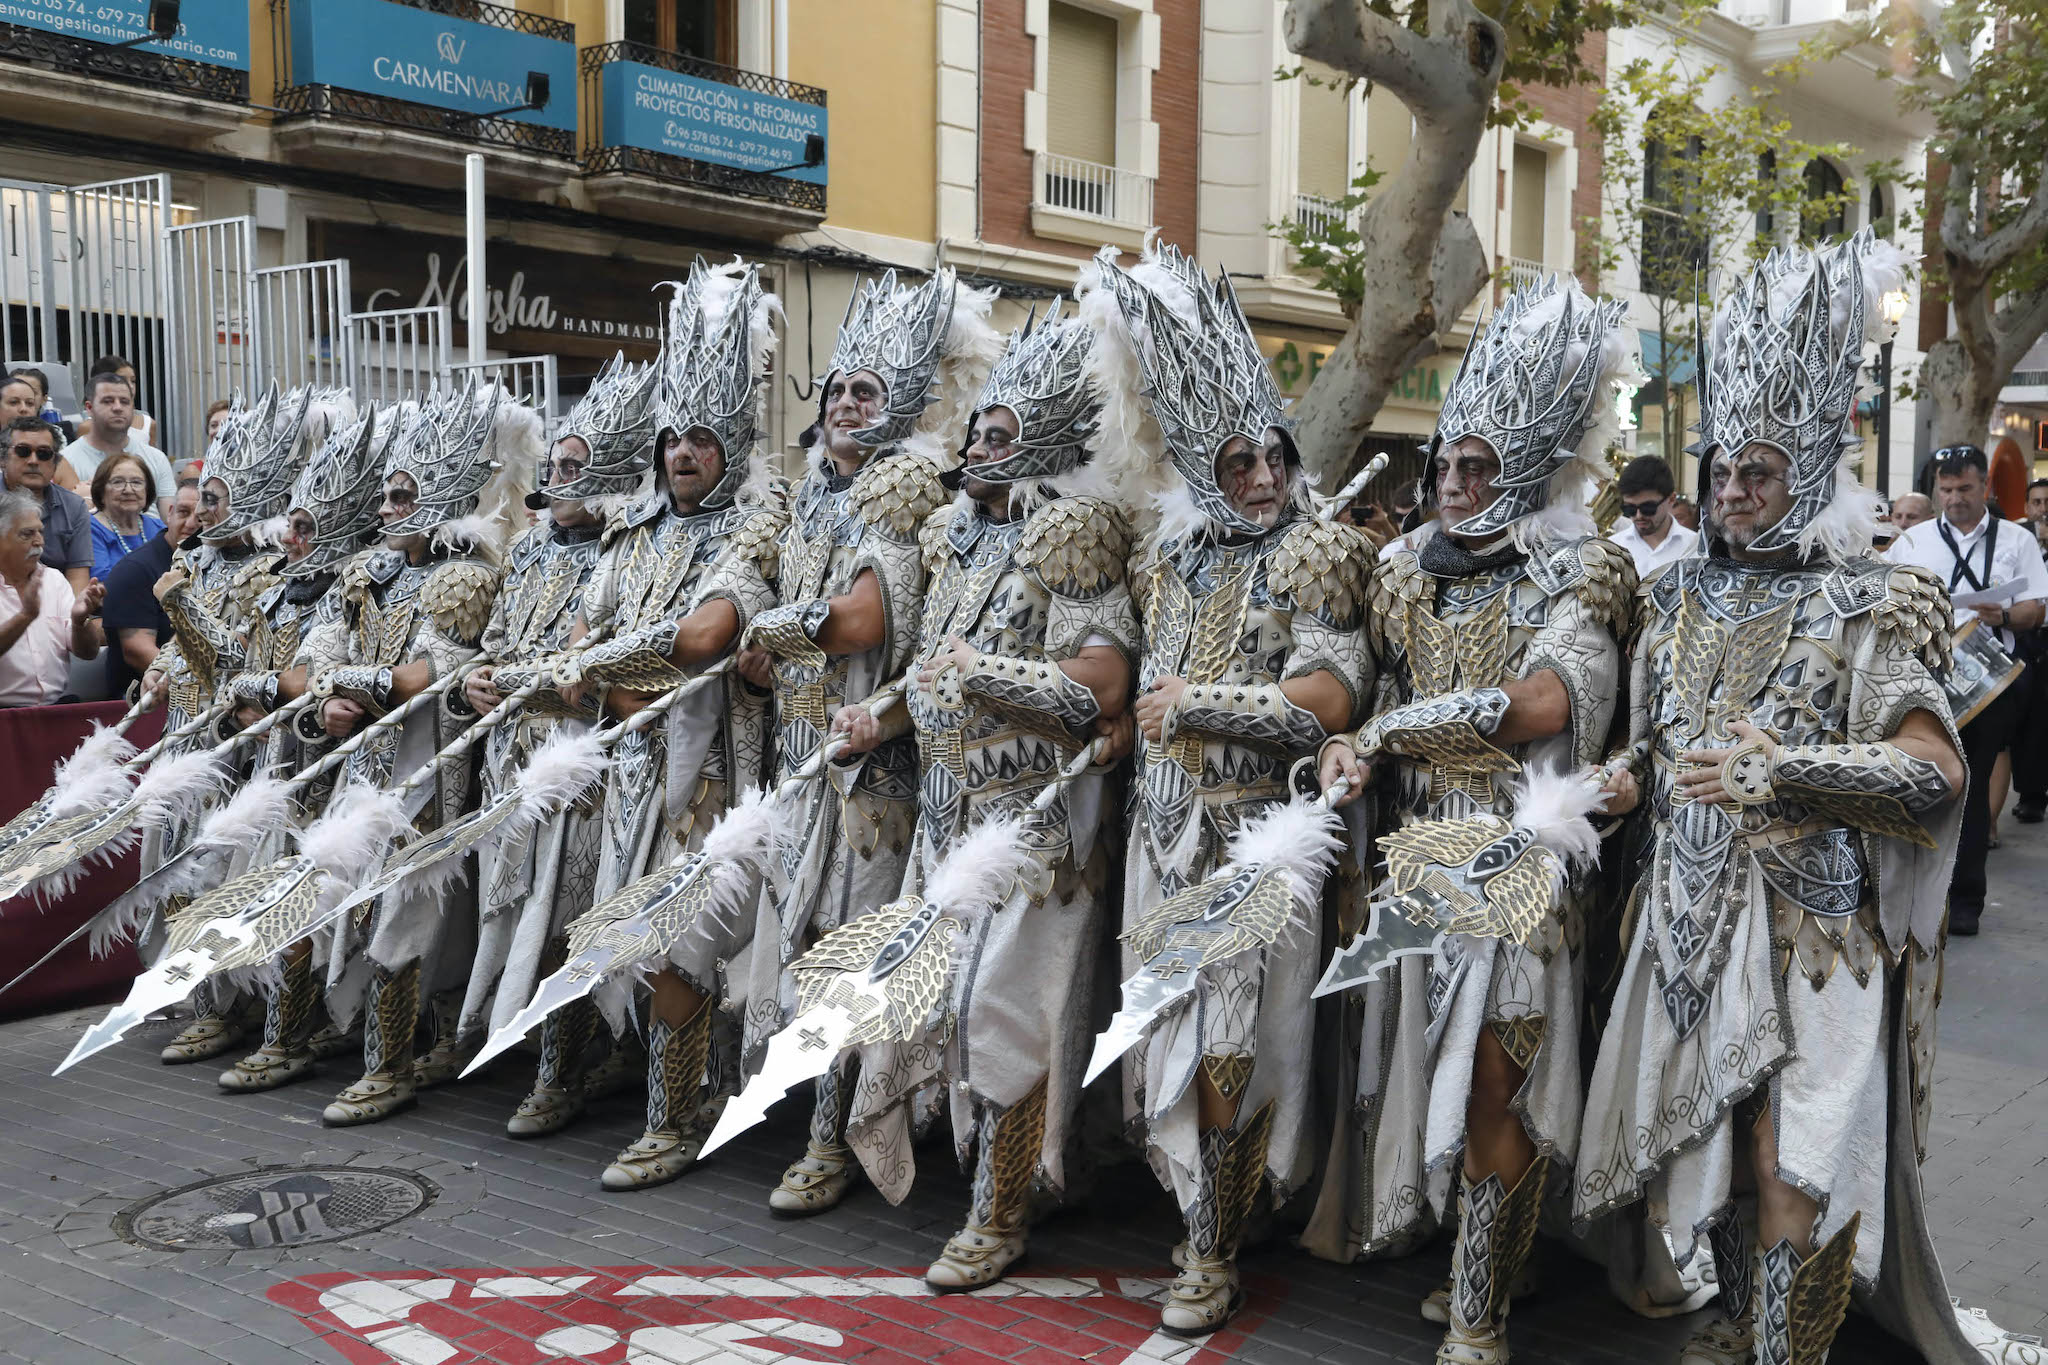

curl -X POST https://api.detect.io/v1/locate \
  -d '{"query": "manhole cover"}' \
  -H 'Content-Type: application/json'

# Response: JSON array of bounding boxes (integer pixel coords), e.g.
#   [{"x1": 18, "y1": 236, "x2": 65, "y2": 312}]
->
[{"x1": 114, "y1": 1165, "x2": 437, "y2": 1250}]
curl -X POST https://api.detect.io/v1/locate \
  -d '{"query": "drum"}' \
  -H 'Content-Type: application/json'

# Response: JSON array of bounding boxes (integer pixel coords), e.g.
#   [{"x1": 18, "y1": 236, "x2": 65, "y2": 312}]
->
[{"x1": 1945, "y1": 619, "x2": 2026, "y2": 727}]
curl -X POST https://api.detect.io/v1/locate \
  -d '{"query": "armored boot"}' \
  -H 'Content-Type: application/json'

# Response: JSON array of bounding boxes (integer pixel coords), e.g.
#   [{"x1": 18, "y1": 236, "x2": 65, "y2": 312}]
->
[
  {"x1": 219, "y1": 948, "x2": 319, "y2": 1092},
  {"x1": 927, "y1": 1079, "x2": 1048, "y2": 1292},
  {"x1": 161, "y1": 983, "x2": 249, "y2": 1064},
  {"x1": 1437, "y1": 1156, "x2": 1548, "y2": 1364},
  {"x1": 322, "y1": 962, "x2": 420, "y2": 1126},
  {"x1": 602, "y1": 1000, "x2": 714, "y2": 1190},
  {"x1": 1680, "y1": 1212, "x2": 1758, "y2": 1365},
  {"x1": 507, "y1": 998, "x2": 599, "y2": 1138},
  {"x1": 1421, "y1": 1174, "x2": 1539, "y2": 1325},
  {"x1": 411, "y1": 990, "x2": 473, "y2": 1088},
  {"x1": 1753, "y1": 1215, "x2": 1859, "y2": 1365},
  {"x1": 1160, "y1": 1101, "x2": 1273, "y2": 1337},
  {"x1": 768, "y1": 1058, "x2": 861, "y2": 1216}
]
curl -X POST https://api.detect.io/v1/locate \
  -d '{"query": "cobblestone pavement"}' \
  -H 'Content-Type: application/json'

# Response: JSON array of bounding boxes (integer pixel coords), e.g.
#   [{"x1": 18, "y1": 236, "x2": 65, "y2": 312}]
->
[{"x1": 0, "y1": 840, "x2": 2039, "y2": 1365}]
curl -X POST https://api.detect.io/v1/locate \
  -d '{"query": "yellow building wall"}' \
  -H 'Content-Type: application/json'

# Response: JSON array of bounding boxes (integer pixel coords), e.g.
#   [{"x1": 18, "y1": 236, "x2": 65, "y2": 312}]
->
[
  {"x1": 787, "y1": 0, "x2": 935, "y2": 243},
  {"x1": 248, "y1": 0, "x2": 274, "y2": 106}
]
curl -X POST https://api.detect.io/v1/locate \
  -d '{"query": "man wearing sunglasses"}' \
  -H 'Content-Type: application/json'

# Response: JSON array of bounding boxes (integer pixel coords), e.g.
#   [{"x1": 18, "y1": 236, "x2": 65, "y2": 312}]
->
[
  {"x1": 1886, "y1": 443, "x2": 2048, "y2": 934},
  {"x1": 1, "y1": 415, "x2": 92, "y2": 595},
  {"x1": 1608, "y1": 453, "x2": 1698, "y2": 577}
]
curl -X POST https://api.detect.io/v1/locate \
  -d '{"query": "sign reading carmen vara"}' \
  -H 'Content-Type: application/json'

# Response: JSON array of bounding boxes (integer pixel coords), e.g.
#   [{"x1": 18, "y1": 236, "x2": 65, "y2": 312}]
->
[
  {"x1": 288, "y1": 0, "x2": 576, "y2": 131},
  {"x1": 311, "y1": 220, "x2": 673, "y2": 360},
  {"x1": 599, "y1": 59, "x2": 827, "y2": 184}
]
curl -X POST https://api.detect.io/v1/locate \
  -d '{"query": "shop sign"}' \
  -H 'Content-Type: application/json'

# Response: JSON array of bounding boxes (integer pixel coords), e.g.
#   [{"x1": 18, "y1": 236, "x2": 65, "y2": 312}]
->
[
  {"x1": 311, "y1": 220, "x2": 672, "y2": 358},
  {"x1": 599, "y1": 60, "x2": 827, "y2": 184},
  {"x1": 288, "y1": 0, "x2": 577, "y2": 132},
  {"x1": 0, "y1": 0, "x2": 249, "y2": 68},
  {"x1": 1261, "y1": 335, "x2": 1456, "y2": 408}
]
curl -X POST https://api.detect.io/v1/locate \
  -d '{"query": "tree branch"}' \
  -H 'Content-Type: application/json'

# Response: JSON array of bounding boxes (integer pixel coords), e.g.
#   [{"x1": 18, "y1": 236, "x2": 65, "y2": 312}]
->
[{"x1": 1951, "y1": 153, "x2": 2048, "y2": 271}]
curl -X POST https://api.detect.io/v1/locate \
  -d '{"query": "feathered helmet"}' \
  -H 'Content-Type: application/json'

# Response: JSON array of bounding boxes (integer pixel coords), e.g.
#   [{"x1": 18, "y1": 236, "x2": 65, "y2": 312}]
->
[
  {"x1": 540, "y1": 353, "x2": 660, "y2": 503},
  {"x1": 380, "y1": 377, "x2": 539, "y2": 550},
  {"x1": 1426, "y1": 275, "x2": 1638, "y2": 545},
  {"x1": 945, "y1": 300, "x2": 1101, "y2": 491},
  {"x1": 284, "y1": 403, "x2": 400, "y2": 580},
  {"x1": 1696, "y1": 228, "x2": 1909, "y2": 559},
  {"x1": 654, "y1": 257, "x2": 781, "y2": 510},
  {"x1": 200, "y1": 384, "x2": 353, "y2": 545},
  {"x1": 1077, "y1": 242, "x2": 1297, "y2": 540},
  {"x1": 818, "y1": 266, "x2": 1000, "y2": 452}
]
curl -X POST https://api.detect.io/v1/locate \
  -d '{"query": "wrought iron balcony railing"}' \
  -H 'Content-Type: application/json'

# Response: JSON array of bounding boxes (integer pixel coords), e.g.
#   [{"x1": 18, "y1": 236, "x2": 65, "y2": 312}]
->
[
  {"x1": 0, "y1": 19, "x2": 248, "y2": 103},
  {"x1": 578, "y1": 42, "x2": 826, "y2": 215}
]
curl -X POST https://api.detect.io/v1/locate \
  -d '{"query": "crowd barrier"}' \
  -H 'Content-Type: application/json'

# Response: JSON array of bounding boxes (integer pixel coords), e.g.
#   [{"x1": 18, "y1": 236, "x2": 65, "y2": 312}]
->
[{"x1": 0, "y1": 700, "x2": 155, "y2": 1022}]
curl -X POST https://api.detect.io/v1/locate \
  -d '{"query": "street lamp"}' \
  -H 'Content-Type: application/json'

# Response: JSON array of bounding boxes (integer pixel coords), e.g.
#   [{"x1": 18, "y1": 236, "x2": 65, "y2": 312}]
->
[{"x1": 1875, "y1": 287, "x2": 1910, "y2": 496}]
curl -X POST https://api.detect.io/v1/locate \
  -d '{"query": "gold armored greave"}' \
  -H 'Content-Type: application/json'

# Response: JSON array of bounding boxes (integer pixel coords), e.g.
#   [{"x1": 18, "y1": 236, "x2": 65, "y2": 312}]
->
[
  {"x1": 1448, "y1": 1156, "x2": 1549, "y2": 1341},
  {"x1": 536, "y1": 998, "x2": 598, "y2": 1093},
  {"x1": 362, "y1": 962, "x2": 421, "y2": 1080},
  {"x1": 968, "y1": 1079, "x2": 1049, "y2": 1235},
  {"x1": 646, "y1": 999, "x2": 713, "y2": 1137},
  {"x1": 1756, "y1": 1214, "x2": 1860, "y2": 1365},
  {"x1": 264, "y1": 947, "x2": 318, "y2": 1054},
  {"x1": 1183, "y1": 1100, "x2": 1275, "y2": 1264}
]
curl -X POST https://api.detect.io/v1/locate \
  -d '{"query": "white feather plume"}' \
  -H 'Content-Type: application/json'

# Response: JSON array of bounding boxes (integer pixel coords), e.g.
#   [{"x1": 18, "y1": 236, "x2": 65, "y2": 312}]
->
[
  {"x1": 299, "y1": 784, "x2": 411, "y2": 903},
  {"x1": 1075, "y1": 249, "x2": 1172, "y2": 522},
  {"x1": 1793, "y1": 464, "x2": 1885, "y2": 563},
  {"x1": 691, "y1": 785, "x2": 796, "y2": 930},
  {"x1": 130, "y1": 751, "x2": 229, "y2": 831},
  {"x1": 247, "y1": 514, "x2": 291, "y2": 549},
  {"x1": 1218, "y1": 799, "x2": 1346, "y2": 908},
  {"x1": 193, "y1": 774, "x2": 296, "y2": 850},
  {"x1": 1507, "y1": 763, "x2": 1606, "y2": 873},
  {"x1": 300, "y1": 388, "x2": 358, "y2": 448},
  {"x1": 46, "y1": 724, "x2": 140, "y2": 818},
  {"x1": 915, "y1": 279, "x2": 1005, "y2": 442},
  {"x1": 509, "y1": 727, "x2": 612, "y2": 826},
  {"x1": 925, "y1": 815, "x2": 1035, "y2": 919}
]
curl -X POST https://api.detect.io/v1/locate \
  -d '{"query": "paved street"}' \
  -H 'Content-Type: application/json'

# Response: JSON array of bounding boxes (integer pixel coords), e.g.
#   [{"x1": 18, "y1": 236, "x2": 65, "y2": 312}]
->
[{"x1": 0, "y1": 837, "x2": 2040, "y2": 1365}]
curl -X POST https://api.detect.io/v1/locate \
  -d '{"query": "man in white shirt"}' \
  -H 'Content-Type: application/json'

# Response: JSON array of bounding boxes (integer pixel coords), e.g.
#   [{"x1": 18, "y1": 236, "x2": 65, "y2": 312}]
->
[
  {"x1": 1607, "y1": 454, "x2": 1699, "y2": 576},
  {"x1": 61, "y1": 372, "x2": 174, "y2": 523},
  {"x1": 0, "y1": 487, "x2": 103, "y2": 706},
  {"x1": 1887, "y1": 443, "x2": 2048, "y2": 934}
]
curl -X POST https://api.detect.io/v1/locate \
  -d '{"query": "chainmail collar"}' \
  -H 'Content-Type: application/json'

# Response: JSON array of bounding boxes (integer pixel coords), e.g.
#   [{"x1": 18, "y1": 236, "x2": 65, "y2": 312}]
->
[
  {"x1": 1417, "y1": 530, "x2": 1524, "y2": 580},
  {"x1": 283, "y1": 572, "x2": 333, "y2": 605},
  {"x1": 1699, "y1": 535, "x2": 1814, "y2": 573},
  {"x1": 550, "y1": 520, "x2": 602, "y2": 545}
]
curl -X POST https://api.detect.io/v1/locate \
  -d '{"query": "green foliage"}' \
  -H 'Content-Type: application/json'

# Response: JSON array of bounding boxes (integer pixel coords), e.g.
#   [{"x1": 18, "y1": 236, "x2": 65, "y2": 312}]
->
[{"x1": 1266, "y1": 166, "x2": 1385, "y2": 318}]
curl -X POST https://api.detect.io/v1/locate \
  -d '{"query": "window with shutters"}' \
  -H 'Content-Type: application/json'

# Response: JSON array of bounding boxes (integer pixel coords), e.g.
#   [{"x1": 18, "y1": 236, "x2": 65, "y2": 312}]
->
[
  {"x1": 1509, "y1": 143, "x2": 1548, "y2": 279},
  {"x1": 1294, "y1": 60, "x2": 1352, "y2": 238},
  {"x1": 1031, "y1": 0, "x2": 1155, "y2": 234}
]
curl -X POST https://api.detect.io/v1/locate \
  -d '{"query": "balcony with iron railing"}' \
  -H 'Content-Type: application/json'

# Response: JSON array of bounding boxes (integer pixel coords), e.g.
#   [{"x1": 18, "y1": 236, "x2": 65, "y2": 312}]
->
[
  {"x1": 268, "y1": 0, "x2": 577, "y2": 185},
  {"x1": 578, "y1": 42, "x2": 826, "y2": 238},
  {"x1": 1031, "y1": 152, "x2": 1154, "y2": 250},
  {"x1": 0, "y1": 2, "x2": 250, "y2": 143},
  {"x1": 1505, "y1": 256, "x2": 1546, "y2": 291}
]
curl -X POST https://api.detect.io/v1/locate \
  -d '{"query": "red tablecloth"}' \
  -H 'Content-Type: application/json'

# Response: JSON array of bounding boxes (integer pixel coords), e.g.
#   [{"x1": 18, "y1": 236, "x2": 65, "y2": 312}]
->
[{"x1": 0, "y1": 700, "x2": 159, "y2": 1021}]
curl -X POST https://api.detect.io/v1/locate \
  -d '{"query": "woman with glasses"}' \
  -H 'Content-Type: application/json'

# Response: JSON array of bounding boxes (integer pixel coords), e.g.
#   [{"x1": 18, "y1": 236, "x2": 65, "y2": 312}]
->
[{"x1": 87, "y1": 451, "x2": 163, "y2": 581}]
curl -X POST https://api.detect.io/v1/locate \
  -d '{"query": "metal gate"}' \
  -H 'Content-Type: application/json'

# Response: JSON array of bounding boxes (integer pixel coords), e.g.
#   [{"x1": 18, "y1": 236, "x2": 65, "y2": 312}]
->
[
  {"x1": 350, "y1": 305, "x2": 449, "y2": 406},
  {"x1": 67, "y1": 174, "x2": 175, "y2": 442},
  {"x1": 253, "y1": 259, "x2": 354, "y2": 394},
  {"x1": 165, "y1": 214, "x2": 257, "y2": 459},
  {"x1": 0, "y1": 179, "x2": 62, "y2": 381},
  {"x1": 448, "y1": 353, "x2": 558, "y2": 423}
]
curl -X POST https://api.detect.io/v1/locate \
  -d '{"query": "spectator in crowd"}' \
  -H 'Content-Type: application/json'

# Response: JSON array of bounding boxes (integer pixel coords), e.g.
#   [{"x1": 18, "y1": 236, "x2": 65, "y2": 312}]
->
[
  {"x1": 205, "y1": 398, "x2": 233, "y2": 445},
  {"x1": 7, "y1": 366, "x2": 73, "y2": 441},
  {"x1": 1888, "y1": 444, "x2": 2048, "y2": 933},
  {"x1": 87, "y1": 452, "x2": 163, "y2": 581},
  {"x1": 4, "y1": 372, "x2": 84, "y2": 494},
  {"x1": 1609, "y1": 454, "x2": 1700, "y2": 576},
  {"x1": 100, "y1": 476, "x2": 196, "y2": 699},
  {"x1": 2, "y1": 416, "x2": 91, "y2": 594},
  {"x1": 1891, "y1": 489, "x2": 1935, "y2": 532},
  {"x1": 2009, "y1": 478, "x2": 2048, "y2": 826},
  {"x1": 0, "y1": 487, "x2": 102, "y2": 708},
  {"x1": 73, "y1": 355, "x2": 159, "y2": 448},
  {"x1": 1669, "y1": 494, "x2": 1699, "y2": 531},
  {"x1": 62, "y1": 372, "x2": 174, "y2": 523}
]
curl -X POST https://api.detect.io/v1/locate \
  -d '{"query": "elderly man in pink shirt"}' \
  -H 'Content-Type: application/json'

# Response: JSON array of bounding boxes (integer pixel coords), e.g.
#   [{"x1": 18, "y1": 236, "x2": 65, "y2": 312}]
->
[{"x1": 0, "y1": 486, "x2": 103, "y2": 706}]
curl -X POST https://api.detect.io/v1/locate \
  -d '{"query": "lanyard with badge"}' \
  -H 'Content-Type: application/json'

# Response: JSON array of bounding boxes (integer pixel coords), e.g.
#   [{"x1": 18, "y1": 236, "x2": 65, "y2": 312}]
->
[{"x1": 1937, "y1": 517, "x2": 1998, "y2": 593}]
